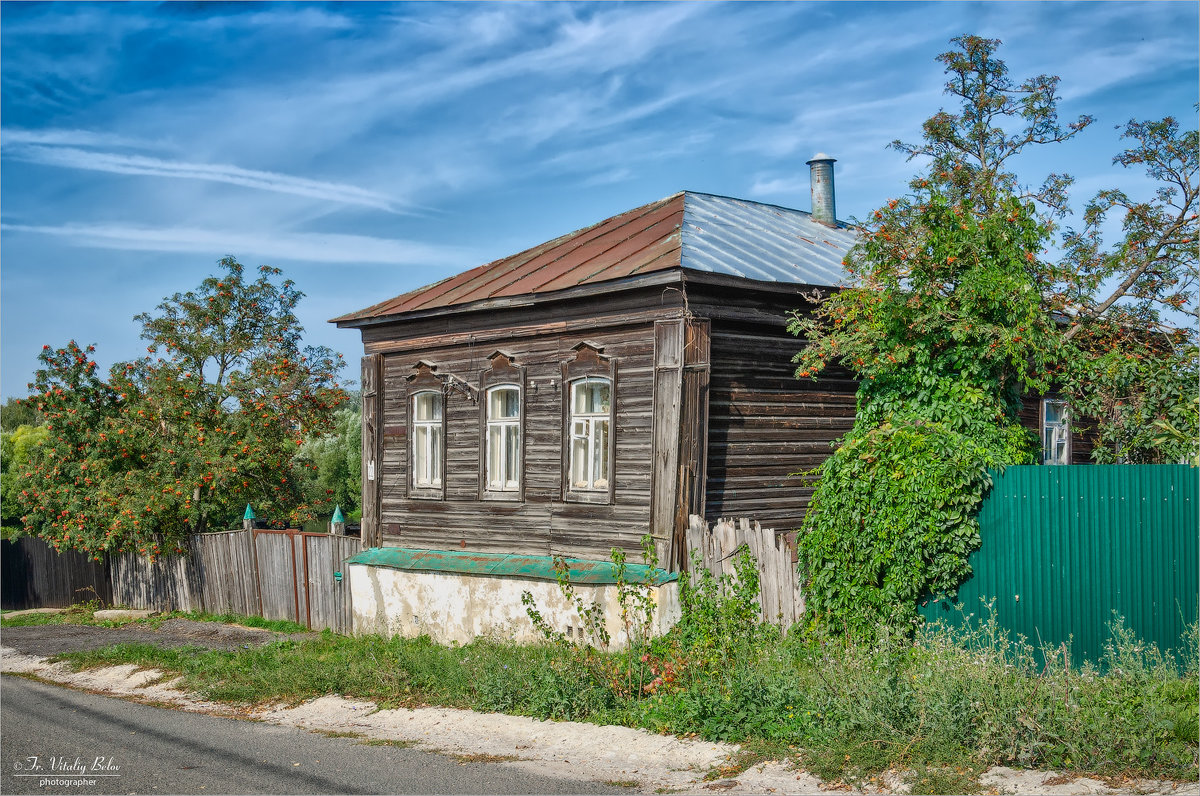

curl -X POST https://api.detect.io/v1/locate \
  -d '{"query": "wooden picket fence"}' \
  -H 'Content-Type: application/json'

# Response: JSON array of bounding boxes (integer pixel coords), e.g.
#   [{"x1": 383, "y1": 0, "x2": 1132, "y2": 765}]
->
[
  {"x1": 5, "y1": 529, "x2": 361, "y2": 633},
  {"x1": 685, "y1": 514, "x2": 804, "y2": 631}
]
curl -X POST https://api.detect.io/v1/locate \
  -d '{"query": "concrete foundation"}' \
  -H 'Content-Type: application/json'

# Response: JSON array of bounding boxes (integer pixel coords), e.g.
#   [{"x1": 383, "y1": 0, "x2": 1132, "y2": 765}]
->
[{"x1": 348, "y1": 563, "x2": 681, "y2": 648}]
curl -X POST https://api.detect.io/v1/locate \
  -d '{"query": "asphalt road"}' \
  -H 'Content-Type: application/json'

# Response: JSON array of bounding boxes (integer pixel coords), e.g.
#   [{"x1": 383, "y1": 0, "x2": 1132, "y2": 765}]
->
[{"x1": 1, "y1": 676, "x2": 628, "y2": 795}]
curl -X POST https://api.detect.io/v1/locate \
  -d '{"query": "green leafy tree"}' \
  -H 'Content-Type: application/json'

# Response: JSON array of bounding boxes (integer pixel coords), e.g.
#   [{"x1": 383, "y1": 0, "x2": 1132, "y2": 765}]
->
[
  {"x1": 14, "y1": 258, "x2": 347, "y2": 555},
  {"x1": 1058, "y1": 117, "x2": 1198, "y2": 462},
  {"x1": 791, "y1": 36, "x2": 1198, "y2": 636},
  {"x1": 1, "y1": 423, "x2": 48, "y2": 526},
  {"x1": 295, "y1": 402, "x2": 362, "y2": 521},
  {"x1": 1, "y1": 396, "x2": 41, "y2": 431},
  {"x1": 789, "y1": 35, "x2": 1093, "y2": 638}
]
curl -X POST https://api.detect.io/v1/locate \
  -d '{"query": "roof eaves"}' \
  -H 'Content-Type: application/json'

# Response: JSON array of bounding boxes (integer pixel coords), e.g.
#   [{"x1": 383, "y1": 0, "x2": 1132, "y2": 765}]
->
[{"x1": 332, "y1": 268, "x2": 686, "y2": 329}]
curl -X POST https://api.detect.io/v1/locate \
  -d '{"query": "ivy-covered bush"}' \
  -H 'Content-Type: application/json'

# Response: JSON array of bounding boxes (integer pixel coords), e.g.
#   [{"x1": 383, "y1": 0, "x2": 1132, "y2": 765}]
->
[{"x1": 799, "y1": 420, "x2": 1023, "y2": 639}]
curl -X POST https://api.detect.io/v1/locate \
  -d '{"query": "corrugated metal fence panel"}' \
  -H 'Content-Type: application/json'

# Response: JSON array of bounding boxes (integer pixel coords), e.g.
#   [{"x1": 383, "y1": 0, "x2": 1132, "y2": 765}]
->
[
  {"x1": 922, "y1": 464, "x2": 1198, "y2": 665},
  {"x1": 0, "y1": 537, "x2": 112, "y2": 610}
]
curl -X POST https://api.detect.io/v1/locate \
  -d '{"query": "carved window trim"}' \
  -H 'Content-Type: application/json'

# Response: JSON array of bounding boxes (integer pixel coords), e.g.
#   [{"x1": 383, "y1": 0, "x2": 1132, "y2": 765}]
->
[
  {"x1": 479, "y1": 351, "x2": 525, "y2": 502},
  {"x1": 406, "y1": 361, "x2": 446, "y2": 500},
  {"x1": 562, "y1": 342, "x2": 616, "y2": 505}
]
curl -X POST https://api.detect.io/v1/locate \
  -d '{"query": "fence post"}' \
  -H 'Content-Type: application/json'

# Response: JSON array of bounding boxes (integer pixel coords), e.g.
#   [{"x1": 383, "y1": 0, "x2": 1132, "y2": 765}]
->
[{"x1": 330, "y1": 505, "x2": 346, "y2": 536}]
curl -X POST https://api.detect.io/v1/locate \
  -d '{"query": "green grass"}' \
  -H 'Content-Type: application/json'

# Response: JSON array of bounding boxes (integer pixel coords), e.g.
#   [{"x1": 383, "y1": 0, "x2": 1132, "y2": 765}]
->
[{"x1": 44, "y1": 603, "x2": 1200, "y2": 785}]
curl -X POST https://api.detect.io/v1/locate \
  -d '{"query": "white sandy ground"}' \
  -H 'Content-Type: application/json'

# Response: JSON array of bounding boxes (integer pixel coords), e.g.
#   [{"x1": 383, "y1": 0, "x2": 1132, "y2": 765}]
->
[{"x1": 2, "y1": 646, "x2": 1196, "y2": 795}]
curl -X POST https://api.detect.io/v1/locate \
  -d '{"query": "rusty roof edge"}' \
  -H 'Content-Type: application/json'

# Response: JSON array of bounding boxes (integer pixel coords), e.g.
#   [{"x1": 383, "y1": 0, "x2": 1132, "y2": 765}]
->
[
  {"x1": 331, "y1": 192, "x2": 688, "y2": 324},
  {"x1": 331, "y1": 269, "x2": 687, "y2": 329}
]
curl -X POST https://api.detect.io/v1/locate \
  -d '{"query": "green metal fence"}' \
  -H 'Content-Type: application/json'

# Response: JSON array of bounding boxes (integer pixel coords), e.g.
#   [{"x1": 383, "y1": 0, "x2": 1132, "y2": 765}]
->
[{"x1": 921, "y1": 464, "x2": 1198, "y2": 666}]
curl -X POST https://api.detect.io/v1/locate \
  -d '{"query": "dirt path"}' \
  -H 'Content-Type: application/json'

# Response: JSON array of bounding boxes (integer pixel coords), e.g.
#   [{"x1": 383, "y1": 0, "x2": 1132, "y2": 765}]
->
[{"x1": 1, "y1": 620, "x2": 1196, "y2": 795}]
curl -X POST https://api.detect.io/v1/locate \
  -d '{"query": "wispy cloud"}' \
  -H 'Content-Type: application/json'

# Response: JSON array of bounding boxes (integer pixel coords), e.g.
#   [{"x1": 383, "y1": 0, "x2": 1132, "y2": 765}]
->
[
  {"x1": 3, "y1": 140, "x2": 404, "y2": 213},
  {"x1": 1, "y1": 223, "x2": 476, "y2": 267}
]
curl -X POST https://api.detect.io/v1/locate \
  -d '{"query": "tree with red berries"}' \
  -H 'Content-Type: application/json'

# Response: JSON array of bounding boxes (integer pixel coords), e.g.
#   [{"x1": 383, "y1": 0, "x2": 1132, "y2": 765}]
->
[
  {"x1": 790, "y1": 35, "x2": 1197, "y2": 637},
  {"x1": 15, "y1": 258, "x2": 347, "y2": 556}
]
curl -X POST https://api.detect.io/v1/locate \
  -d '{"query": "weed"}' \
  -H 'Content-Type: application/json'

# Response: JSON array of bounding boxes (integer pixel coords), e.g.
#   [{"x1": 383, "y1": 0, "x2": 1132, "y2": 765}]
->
[
  {"x1": 449, "y1": 753, "x2": 520, "y2": 764},
  {"x1": 362, "y1": 738, "x2": 417, "y2": 749}
]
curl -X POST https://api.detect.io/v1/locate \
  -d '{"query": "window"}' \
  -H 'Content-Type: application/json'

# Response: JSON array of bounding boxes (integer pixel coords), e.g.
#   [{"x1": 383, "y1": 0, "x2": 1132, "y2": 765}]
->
[
  {"x1": 411, "y1": 391, "x2": 443, "y2": 489},
  {"x1": 1042, "y1": 399, "x2": 1070, "y2": 465},
  {"x1": 562, "y1": 342, "x2": 615, "y2": 503},
  {"x1": 569, "y1": 377, "x2": 611, "y2": 491},
  {"x1": 485, "y1": 385, "x2": 521, "y2": 492},
  {"x1": 406, "y1": 361, "x2": 446, "y2": 500}
]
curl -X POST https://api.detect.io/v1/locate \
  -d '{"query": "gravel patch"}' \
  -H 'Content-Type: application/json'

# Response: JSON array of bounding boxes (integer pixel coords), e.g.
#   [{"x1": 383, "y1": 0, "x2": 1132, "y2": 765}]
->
[{"x1": 0, "y1": 617, "x2": 313, "y2": 656}]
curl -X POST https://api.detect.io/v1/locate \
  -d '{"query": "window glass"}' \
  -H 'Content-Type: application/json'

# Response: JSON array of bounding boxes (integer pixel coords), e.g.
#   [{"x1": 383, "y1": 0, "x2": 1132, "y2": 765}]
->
[
  {"x1": 411, "y1": 391, "x2": 443, "y2": 488},
  {"x1": 486, "y1": 386, "x2": 521, "y2": 491},
  {"x1": 568, "y1": 377, "x2": 612, "y2": 491},
  {"x1": 1042, "y1": 399, "x2": 1069, "y2": 466}
]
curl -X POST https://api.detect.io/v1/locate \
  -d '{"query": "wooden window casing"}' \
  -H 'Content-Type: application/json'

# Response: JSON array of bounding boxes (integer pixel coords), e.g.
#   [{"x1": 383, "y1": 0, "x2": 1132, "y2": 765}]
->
[
  {"x1": 406, "y1": 362, "x2": 446, "y2": 500},
  {"x1": 562, "y1": 343, "x2": 616, "y2": 505},
  {"x1": 479, "y1": 352, "x2": 525, "y2": 502}
]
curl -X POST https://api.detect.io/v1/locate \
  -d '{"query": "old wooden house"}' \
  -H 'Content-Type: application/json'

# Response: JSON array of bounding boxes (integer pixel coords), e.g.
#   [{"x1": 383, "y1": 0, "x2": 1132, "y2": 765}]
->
[
  {"x1": 333, "y1": 157, "x2": 866, "y2": 577},
  {"x1": 332, "y1": 156, "x2": 1094, "y2": 642}
]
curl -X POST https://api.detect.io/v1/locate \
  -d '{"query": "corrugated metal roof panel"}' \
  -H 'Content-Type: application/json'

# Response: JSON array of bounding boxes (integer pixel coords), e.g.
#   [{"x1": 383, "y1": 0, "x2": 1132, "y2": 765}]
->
[
  {"x1": 680, "y1": 192, "x2": 855, "y2": 286},
  {"x1": 332, "y1": 191, "x2": 856, "y2": 324}
]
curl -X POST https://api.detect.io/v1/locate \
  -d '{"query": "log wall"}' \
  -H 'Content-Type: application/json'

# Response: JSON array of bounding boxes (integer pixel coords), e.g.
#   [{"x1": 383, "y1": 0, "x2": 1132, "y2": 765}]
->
[{"x1": 370, "y1": 297, "x2": 679, "y2": 562}]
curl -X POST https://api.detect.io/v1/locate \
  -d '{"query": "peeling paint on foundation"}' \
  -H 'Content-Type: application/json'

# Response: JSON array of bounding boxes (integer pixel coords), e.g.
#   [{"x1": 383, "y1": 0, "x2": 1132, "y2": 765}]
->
[{"x1": 348, "y1": 563, "x2": 681, "y2": 648}]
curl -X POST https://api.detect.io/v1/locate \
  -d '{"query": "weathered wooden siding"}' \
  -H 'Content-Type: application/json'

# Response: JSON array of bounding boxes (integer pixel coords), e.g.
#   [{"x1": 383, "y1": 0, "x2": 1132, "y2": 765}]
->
[
  {"x1": 1017, "y1": 395, "x2": 1098, "y2": 464},
  {"x1": 704, "y1": 318, "x2": 858, "y2": 530},
  {"x1": 192, "y1": 529, "x2": 260, "y2": 616},
  {"x1": 372, "y1": 299, "x2": 674, "y2": 562}
]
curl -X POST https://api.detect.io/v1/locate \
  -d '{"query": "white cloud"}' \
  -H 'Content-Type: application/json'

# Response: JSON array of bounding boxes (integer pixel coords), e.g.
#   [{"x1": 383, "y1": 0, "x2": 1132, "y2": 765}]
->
[
  {"x1": 1, "y1": 223, "x2": 476, "y2": 267},
  {"x1": 4, "y1": 142, "x2": 405, "y2": 213}
]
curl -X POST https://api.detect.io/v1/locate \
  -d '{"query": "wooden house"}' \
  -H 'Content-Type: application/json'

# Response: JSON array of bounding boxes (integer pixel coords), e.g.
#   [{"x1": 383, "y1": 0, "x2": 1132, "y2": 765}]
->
[
  {"x1": 332, "y1": 156, "x2": 1089, "y2": 579},
  {"x1": 332, "y1": 157, "x2": 864, "y2": 573}
]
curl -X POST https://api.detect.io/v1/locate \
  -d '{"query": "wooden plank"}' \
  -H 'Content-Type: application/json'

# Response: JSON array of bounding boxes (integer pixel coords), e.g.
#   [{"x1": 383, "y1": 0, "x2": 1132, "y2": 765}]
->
[
  {"x1": 652, "y1": 320, "x2": 684, "y2": 567},
  {"x1": 362, "y1": 354, "x2": 383, "y2": 548}
]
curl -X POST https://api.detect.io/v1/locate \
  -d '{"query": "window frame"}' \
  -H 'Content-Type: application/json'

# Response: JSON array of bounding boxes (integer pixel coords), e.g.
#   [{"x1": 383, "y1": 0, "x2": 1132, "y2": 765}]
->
[
  {"x1": 1041, "y1": 398, "x2": 1071, "y2": 466},
  {"x1": 479, "y1": 352, "x2": 525, "y2": 502},
  {"x1": 561, "y1": 342, "x2": 616, "y2": 505},
  {"x1": 405, "y1": 362, "x2": 446, "y2": 500}
]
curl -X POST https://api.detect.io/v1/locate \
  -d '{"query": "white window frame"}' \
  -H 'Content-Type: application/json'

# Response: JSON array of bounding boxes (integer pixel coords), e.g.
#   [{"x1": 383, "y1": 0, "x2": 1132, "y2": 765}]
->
[
  {"x1": 1041, "y1": 399, "x2": 1070, "y2": 465},
  {"x1": 484, "y1": 384, "x2": 522, "y2": 494},
  {"x1": 568, "y1": 377, "x2": 612, "y2": 493},
  {"x1": 410, "y1": 390, "x2": 444, "y2": 492}
]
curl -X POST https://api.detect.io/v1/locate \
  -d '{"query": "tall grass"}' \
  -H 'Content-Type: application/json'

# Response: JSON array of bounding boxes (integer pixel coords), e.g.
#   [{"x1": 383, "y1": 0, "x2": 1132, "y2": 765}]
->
[{"x1": 55, "y1": 576, "x2": 1198, "y2": 786}]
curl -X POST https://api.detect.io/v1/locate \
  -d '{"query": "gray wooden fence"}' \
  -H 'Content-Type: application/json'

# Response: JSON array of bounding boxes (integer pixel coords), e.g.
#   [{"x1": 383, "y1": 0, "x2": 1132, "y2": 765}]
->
[
  {"x1": 5, "y1": 530, "x2": 361, "y2": 633},
  {"x1": 1, "y1": 536, "x2": 113, "y2": 609},
  {"x1": 686, "y1": 515, "x2": 804, "y2": 631}
]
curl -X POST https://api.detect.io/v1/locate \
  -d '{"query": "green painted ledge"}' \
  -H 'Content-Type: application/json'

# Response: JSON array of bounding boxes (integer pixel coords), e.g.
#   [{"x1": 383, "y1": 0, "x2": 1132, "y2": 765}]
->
[{"x1": 345, "y1": 547, "x2": 679, "y2": 586}]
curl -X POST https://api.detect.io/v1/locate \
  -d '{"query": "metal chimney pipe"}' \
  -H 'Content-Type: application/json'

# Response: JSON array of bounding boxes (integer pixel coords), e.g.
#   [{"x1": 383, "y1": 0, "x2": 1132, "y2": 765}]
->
[{"x1": 806, "y1": 153, "x2": 837, "y2": 226}]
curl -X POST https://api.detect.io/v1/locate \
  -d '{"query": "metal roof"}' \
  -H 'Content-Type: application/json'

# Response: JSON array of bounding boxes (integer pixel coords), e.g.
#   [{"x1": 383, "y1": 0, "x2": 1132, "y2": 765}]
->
[{"x1": 333, "y1": 191, "x2": 856, "y2": 324}]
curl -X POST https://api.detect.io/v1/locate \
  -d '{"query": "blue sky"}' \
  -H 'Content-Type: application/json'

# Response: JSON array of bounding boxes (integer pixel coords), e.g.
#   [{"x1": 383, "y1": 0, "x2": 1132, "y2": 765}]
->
[{"x1": 2, "y1": 1, "x2": 1197, "y2": 400}]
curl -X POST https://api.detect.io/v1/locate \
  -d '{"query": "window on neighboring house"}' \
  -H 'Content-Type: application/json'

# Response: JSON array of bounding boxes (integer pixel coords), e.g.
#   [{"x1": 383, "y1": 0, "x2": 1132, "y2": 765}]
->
[
  {"x1": 1042, "y1": 399, "x2": 1070, "y2": 465},
  {"x1": 485, "y1": 385, "x2": 521, "y2": 493},
  {"x1": 411, "y1": 390, "x2": 443, "y2": 490},
  {"x1": 569, "y1": 377, "x2": 611, "y2": 492}
]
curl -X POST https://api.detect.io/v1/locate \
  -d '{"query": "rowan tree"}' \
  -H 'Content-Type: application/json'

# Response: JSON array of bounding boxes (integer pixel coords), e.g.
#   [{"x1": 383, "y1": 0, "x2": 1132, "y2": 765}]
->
[
  {"x1": 1057, "y1": 116, "x2": 1199, "y2": 462},
  {"x1": 15, "y1": 258, "x2": 347, "y2": 555},
  {"x1": 788, "y1": 35, "x2": 1198, "y2": 637}
]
